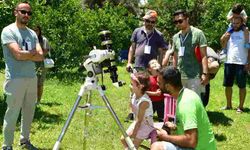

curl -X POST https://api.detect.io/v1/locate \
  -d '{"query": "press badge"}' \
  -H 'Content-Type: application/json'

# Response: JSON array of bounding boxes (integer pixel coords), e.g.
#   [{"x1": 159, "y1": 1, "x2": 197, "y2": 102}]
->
[
  {"x1": 144, "y1": 45, "x2": 151, "y2": 54},
  {"x1": 178, "y1": 46, "x2": 185, "y2": 56}
]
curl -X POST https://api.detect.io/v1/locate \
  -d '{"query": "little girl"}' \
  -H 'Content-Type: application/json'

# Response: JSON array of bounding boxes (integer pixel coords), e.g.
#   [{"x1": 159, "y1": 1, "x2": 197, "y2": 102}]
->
[
  {"x1": 121, "y1": 72, "x2": 154, "y2": 149},
  {"x1": 147, "y1": 59, "x2": 165, "y2": 122}
]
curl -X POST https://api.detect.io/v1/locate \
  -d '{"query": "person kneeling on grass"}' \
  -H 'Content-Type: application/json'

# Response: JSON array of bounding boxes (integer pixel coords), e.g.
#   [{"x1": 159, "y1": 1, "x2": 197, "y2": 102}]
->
[
  {"x1": 121, "y1": 72, "x2": 155, "y2": 149},
  {"x1": 151, "y1": 67, "x2": 216, "y2": 150}
]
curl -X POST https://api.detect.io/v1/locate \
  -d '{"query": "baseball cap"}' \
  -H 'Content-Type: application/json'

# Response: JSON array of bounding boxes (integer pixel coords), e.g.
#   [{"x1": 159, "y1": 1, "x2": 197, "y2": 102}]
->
[{"x1": 143, "y1": 10, "x2": 158, "y2": 20}]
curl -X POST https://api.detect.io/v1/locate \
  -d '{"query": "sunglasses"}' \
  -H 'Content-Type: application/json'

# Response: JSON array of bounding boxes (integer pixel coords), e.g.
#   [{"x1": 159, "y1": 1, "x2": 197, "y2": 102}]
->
[
  {"x1": 173, "y1": 19, "x2": 184, "y2": 24},
  {"x1": 145, "y1": 19, "x2": 156, "y2": 24},
  {"x1": 18, "y1": 10, "x2": 32, "y2": 16}
]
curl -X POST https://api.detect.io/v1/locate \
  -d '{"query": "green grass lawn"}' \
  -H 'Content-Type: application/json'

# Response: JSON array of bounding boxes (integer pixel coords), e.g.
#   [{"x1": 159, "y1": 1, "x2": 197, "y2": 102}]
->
[{"x1": 0, "y1": 65, "x2": 250, "y2": 150}]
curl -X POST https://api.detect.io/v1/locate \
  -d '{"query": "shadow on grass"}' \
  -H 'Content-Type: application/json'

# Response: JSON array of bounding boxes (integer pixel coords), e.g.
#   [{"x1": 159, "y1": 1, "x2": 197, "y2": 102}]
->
[
  {"x1": 0, "y1": 97, "x2": 64, "y2": 132},
  {"x1": 214, "y1": 133, "x2": 227, "y2": 141},
  {"x1": 207, "y1": 111, "x2": 232, "y2": 142},
  {"x1": 0, "y1": 96, "x2": 7, "y2": 133},
  {"x1": 34, "y1": 106, "x2": 63, "y2": 125},
  {"x1": 242, "y1": 108, "x2": 250, "y2": 113},
  {"x1": 39, "y1": 101, "x2": 62, "y2": 107},
  {"x1": 207, "y1": 111, "x2": 233, "y2": 126}
]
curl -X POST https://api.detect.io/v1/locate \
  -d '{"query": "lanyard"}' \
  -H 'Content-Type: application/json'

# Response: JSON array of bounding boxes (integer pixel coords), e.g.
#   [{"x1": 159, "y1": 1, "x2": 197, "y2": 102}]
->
[
  {"x1": 179, "y1": 33, "x2": 189, "y2": 47},
  {"x1": 146, "y1": 30, "x2": 154, "y2": 45}
]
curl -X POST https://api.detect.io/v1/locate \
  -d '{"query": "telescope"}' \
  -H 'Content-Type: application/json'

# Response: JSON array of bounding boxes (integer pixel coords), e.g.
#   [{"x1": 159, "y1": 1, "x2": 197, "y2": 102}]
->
[{"x1": 53, "y1": 31, "x2": 136, "y2": 150}]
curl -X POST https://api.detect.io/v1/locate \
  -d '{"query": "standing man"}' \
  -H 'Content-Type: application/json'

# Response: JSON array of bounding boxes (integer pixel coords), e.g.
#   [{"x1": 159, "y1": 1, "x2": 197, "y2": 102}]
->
[
  {"x1": 1, "y1": 2, "x2": 44, "y2": 150},
  {"x1": 220, "y1": 16, "x2": 250, "y2": 113},
  {"x1": 151, "y1": 66, "x2": 216, "y2": 150},
  {"x1": 172, "y1": 9, "x2": 209, "y2": 96},
  {"x1": 126, "y1": 10, "x2": 168, "y2": 72},
  {"x1": 125, "y1": 10, "x2": 168, "y2": 121}
]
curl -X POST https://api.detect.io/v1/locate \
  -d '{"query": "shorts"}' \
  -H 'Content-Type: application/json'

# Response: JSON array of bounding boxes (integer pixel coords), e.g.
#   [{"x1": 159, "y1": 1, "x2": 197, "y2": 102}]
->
[
  {"x1": 162, "y1": 142, "x2": 194, "y2": 150},
  {"x1": 223, "y1": 63, "x2": 247, "y2": 88}
]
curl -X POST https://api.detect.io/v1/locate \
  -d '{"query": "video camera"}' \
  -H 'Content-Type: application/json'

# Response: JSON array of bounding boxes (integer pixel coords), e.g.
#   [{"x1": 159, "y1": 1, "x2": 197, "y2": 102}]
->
[{"x1": 83, "y1": 30, "x2": 124, "y2": 88}]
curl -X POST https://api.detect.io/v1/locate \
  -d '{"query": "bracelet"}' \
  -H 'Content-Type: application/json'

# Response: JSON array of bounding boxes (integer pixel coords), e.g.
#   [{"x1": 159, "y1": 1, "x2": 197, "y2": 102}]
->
[{"x1": 202, "y1": 73, "x2": 207, "y2": 76}]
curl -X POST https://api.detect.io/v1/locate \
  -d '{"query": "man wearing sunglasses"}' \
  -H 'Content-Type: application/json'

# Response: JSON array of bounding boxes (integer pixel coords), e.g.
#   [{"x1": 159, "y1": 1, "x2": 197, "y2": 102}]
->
[
  {"x1": 125, "y1": 10, "x2": 168, "y2": 121},
  {"x1": 171, "y1": 9, "x2": 209, "y2": 98},
  {"x1": 126, "y1": 10, "x2": 168, "y2": 72},
  {"x1": 1, "y1": 2, "x2": 43, "y2": 150}
]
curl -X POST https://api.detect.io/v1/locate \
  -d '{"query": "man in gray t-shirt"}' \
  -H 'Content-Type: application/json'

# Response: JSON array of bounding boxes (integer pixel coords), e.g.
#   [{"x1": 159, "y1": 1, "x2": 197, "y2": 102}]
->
[
  {"x1": 1, "y1": 2, "x2": 44, "y2": 150},
  {"x1": 126, "y1": 10, "x2": 168, "y2": 71}
]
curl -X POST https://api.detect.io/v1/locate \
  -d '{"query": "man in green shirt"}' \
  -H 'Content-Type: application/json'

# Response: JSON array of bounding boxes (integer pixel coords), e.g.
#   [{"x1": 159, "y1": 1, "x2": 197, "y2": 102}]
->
[
  {"x1": 151, "y1": 66, "x2": 216, "y2": 150},
  {"x1": 172, "y1": 9, "x2": 209, "y2": 97}
]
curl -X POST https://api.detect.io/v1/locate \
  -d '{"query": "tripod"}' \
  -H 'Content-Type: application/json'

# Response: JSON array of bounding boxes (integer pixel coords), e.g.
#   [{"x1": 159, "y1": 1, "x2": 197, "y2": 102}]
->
[{"x1": 53, "y1": 63, "x2": 136, "y2": 150}]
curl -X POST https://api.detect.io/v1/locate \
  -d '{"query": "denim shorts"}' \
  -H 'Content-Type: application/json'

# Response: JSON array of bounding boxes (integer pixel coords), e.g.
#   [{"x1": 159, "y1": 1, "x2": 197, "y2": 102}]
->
[{"x1": 223, "y1": 63, "x2": 247, "y2": 88}]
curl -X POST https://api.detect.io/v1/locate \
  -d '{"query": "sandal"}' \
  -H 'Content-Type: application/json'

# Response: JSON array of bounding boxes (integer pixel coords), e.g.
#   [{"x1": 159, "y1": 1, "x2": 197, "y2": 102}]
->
[
  {"x1": 221, "y1": 106, "x2": 232, "y2": 110},
  {"x1": 236, "y1": 108, "x2": 243, "y2": 113}
]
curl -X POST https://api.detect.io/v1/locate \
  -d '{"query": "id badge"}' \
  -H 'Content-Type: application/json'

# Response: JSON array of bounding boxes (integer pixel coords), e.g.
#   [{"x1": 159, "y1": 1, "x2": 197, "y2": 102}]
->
[
  {"x1": 144, "y1": 45, "x2": 151, "y2": 54},
  {"x1": 27, "y1": 41, "x2": 32, "y2": 51},
  {"x1": 178, "y1": 46, "x2": 185, "y2": 56}
]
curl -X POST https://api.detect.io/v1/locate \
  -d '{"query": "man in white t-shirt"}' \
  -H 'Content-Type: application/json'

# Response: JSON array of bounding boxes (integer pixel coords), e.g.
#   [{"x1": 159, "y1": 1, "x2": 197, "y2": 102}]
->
[{"x1": 220, "y1": 16, "x2": 250, "y2": 113}]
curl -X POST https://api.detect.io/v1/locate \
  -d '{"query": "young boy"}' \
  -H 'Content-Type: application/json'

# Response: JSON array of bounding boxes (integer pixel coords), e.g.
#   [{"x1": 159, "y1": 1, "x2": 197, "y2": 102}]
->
[{"x1": 220, "y1": 3, "x2": 249, "y2": 60}]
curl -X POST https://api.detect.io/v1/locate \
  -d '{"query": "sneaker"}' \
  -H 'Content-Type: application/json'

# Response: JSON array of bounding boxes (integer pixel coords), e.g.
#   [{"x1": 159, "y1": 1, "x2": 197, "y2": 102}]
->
[
  {"x1": 2, "y1": 146, "x2": 13, "y2": 150},
  {"x1": 20, "y1": 140, "x2": 38, "y2": 150},
  {"x1": 125, "y1": 113, "x2": 134, "y2": 122}
]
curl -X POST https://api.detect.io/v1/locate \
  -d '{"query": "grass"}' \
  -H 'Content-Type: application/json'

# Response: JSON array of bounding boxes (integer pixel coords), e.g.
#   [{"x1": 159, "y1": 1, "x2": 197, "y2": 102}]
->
[{"x1": 0, "y1": 65, "x2": 250, "y2": 150}]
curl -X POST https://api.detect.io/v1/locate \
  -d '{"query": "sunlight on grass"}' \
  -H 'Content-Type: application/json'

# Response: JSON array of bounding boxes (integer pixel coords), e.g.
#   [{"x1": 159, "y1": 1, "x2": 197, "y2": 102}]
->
[{"x1": 0, "y1": 65, "x2": 250, "y2": 149}]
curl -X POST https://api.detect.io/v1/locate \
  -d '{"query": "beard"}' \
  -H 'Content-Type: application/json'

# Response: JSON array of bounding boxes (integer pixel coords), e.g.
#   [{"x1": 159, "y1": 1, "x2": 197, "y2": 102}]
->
[
  {"x1": 160, "y1": 86, "x2": 171, "y2": 95},
  {"x1": 20, "y1": 19, "x2": 29, "y2": 24},
  {"x1": 145, "y1": 25, "x2": 154, "y2": 31},
  {"x1": 18, "y1": 17, "x2": 29, "y2": 25}
]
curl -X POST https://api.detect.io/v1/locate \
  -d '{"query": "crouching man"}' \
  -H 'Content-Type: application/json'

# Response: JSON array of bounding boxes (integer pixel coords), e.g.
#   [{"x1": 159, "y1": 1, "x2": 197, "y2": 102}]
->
[{"x1": 151, "y1": 67, "x2": 216, "y2": 150}]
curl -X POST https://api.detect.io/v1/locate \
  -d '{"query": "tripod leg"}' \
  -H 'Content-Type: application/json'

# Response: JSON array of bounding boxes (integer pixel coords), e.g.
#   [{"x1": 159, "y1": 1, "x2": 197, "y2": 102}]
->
[
  {"x1": 53, "y1": 85, "x2": 87, "y2": 150},
  {"x1": 97, "y1": 86, "x2": 136, "y2": 150},
  {"x1": 83, "y1": 91, "x2": 92, "y2": 150}
]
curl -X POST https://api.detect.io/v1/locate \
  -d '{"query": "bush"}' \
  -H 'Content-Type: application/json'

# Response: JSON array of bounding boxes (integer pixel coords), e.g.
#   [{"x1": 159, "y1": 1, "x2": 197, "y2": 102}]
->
[
  {"x1": 32, "y1": 1, "x2": 138, "y2": 78},
  {"x1": 1, "y1": 0, "x2": 249, "y2": 77},
  {"x1": 0, "y1": 1, "x2": 138, "y2": 79}
]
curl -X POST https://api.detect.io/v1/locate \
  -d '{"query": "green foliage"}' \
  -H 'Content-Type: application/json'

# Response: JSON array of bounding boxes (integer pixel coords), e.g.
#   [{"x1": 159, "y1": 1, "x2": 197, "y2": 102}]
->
[
  {"x1": 147, "y1": 0, "x2": 250, "y2": 50},
  {"x1": 1, "y1": 0, "x2": 250, "y2": 75},
  {"x1": 30, "y1": 1, "x2": 138, "y2": 77},
  {"x1": 0, "y1": 1, "x2": 138, "y2": 78}
]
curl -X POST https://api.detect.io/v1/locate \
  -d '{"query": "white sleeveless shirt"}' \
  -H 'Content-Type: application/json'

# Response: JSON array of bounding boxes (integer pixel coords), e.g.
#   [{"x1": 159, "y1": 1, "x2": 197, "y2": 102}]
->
[{"x1": 226, "y1": 30, "x2": 249, "y2": 65}]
